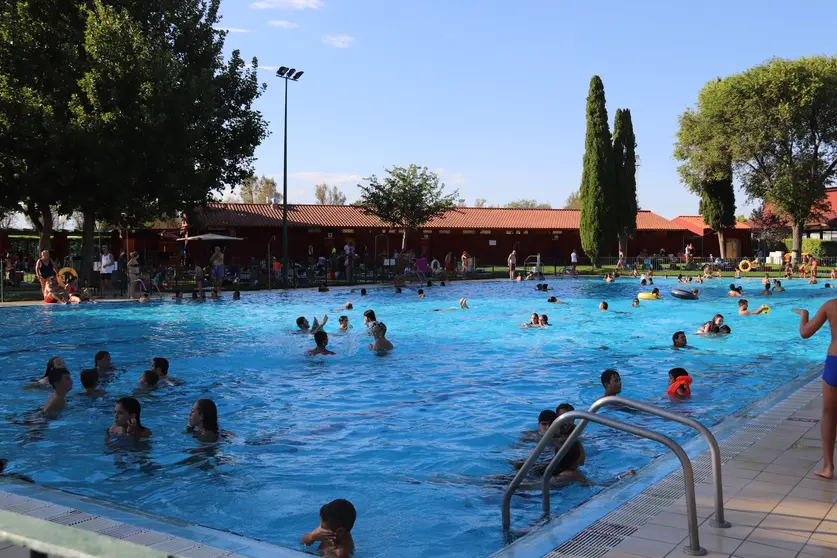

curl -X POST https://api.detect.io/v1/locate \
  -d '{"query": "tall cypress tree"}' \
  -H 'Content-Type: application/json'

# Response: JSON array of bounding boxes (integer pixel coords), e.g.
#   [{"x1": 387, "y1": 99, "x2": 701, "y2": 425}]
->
[
  {"x1": 612, "y1": 108, "x2": 638, "y2": 255},
  {"x1": 698, "y1": 162, "x2": 736, "y2": 259},
  {"x1": 579, "y1": 75, "x2": 612, "y2": 267}
]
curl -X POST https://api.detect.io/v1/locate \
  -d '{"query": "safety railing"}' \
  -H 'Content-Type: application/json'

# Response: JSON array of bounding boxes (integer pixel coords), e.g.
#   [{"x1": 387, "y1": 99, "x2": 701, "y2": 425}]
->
[
  {"x1": 544, "y1": 396, "x2": 730, "y2": 528},
  {"x1": 503, "y1": 407, "x2": 715, "y2": 556},
  {"x1": 0, "y1": 508, "x2": 173, "y2": 557}
]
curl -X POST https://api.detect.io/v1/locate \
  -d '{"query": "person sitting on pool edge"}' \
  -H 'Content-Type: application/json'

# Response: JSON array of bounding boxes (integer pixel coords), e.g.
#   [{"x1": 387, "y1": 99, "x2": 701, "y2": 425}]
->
[
  {"x1": 106, "y1": 397, "x2": 152, "y2": 441},
  {"x1": 301, "y1": 498, "x2": 356, "y2": 558},
  {"x1": 599, "y1": 301, "x2": 608, "y2": 311},
  {"x1": 80, "y1": 369, "x2": 105, "y2": 396},
  {"x1": 697, "y1": 314, "x2": 724, "y2": 334},
  {"x1": 44, "y1": 367, "x2": 73, "y2": 414},
  {"x1": 296, "y1": 314, "x2": 328, "y2": 334},
  {"x1": 369, "y1": 322, "x2": 394, "y2": 352},
  {"x1": 672, "y1": 331, "x2": 693, "y2": 349},
  {"x1": 738, "y1": 299, "x2": 768, "y2": 316},
  {"x1": 187, "y1": 399, "x2": 220, "y2": 443},
  {"x1": 667, "y1": 368, "x2": 693, "y2": 398},
  {"x1": 601, "y1": 369, "x2": 622, "y2": 397},
  {"x1": 307, "y1": 331, "x2": 336, "y2": 356}
]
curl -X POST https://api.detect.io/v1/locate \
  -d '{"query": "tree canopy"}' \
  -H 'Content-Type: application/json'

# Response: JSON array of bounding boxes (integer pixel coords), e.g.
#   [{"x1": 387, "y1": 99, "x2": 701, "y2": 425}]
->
[
  {"x1": 612, "y1": 108, "x2": 637, "y2": 253},
  {"x1": 675, "y1": 56, "x2": 837, "y2": 261},
  {"x1": 314, "y1": 184, "x2": 347, "y2": 205},
  {"x1": 579, "y1": 76, "x2": 613, "y2": 266},
  {"x1": 563, "y1": 191, "x2": 581, "y2": 210},
  {"x1": 505, "y1": 199, "x2": 551, "y2": 209},
  {"x1": 237, "y1": 175, "x2": 279, "y2": 203},
  {"x1": 357, "y1": 165, "x2": 459, "y2": 250}
]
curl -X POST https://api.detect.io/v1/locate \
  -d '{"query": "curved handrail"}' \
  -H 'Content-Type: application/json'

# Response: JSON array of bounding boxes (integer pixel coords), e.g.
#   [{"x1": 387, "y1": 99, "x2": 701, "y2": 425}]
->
[
  {"x1": 503, "y1": 411, "x2": 707, "y2": 556},
  {"x1": 550, "y1": 395, "x2": 729, "y2": 527}
]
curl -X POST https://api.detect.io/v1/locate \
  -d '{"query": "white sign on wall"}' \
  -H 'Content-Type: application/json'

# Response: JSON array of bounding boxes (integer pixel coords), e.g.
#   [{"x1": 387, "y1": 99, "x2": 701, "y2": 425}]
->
[{"x1": 489, "y1": 240, "x2": 497, "y2": 246}]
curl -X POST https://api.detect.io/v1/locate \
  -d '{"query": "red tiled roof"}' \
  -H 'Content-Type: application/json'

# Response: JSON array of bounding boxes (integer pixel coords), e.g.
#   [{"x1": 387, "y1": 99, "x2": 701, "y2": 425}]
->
[
  {"x1": 196, "y1": 203, "x2": 685, "y2": 232},
  {"x1": 673, "y1": 216, "x2": 752, "y2": 235}
]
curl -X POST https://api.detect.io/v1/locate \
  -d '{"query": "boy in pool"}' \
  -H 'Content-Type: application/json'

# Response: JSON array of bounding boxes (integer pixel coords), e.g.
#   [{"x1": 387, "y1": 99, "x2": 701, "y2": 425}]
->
[
  {"x1": 599, "y1": 302, "x2": 608, "y2": 311},
  {"x1": 297, "y1": 314, "x2": 329, "y2": 334},
  {"x1": 307, "y1": 331, "x2": 336, "y2": 356},
  {"x1": 233, "y1": 290, "x2": 241, "y2": 300},
  {"x1": 631, "y1": 298, "x2": 640, "y2": 307},
  {"x1": 360, "y1": 288, "x2": 367, "y2": 296},
  {"x1": 548, "y1": 297, "x2": 567, "y2": 304},
  {"x1": 417, "y1": 289, "x2": 425, "y2": 298},
  {"x1": 338, "y1": 316, "x2": 350, "y2": 330},
  {"x1": 137, "y1": 370, "x2": 159, "y2": 390},
  {"x1": 760, "y1": 284, "x2": 773, "y2": 296},
  {"x1": 738, "y1": 299, "x2": 768, "y2": 316},
  {"x1": 537, "y1": 410, "x2": 557, "y2": 436},
  {"x1": 150, "y1": 357, "x2": 177, "y2": 386},
  {"x1": 601, "y1": 369, "x2": 622, "y2": 397},
  {"x1": 554, "y1": 403, "x2": 586, "y2": 466},
  {"x1": 828, "y1": 284, "x2": 835, "y2": 289},
  {"x1": 667, "y1": 368, "x2": 693, "y2": 397},
  {"x1": 44, "y1": 368, "x2": 73, "y2": 414},
  {"x1": 80, "y1": 369, "x2": 105, "y2": 396},
  {"x1": 369, "y1": 322, "x2": 393, "y2": 352},
  {"x1": 95, "y1": 351, "x2": 116, "y2": 375},
  {"x1": 728, "y1": 284, "x2": 743, "y2": 297},
  {"x1": 773, "y1": 280, "x2": 785, "y2": 292},
  {"x1": 301, "y1": 498, "x2": 356, "y2": 558}
]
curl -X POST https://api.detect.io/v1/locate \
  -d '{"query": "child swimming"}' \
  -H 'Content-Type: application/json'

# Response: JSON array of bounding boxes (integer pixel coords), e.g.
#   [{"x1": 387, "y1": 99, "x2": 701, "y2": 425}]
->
[
  {"x1": 150, "y1": 357, "x2": 177, "y2": 386},
  {"x1": 307, "y1": 331, "x2": 336, "y2": 356},
  {"x1": 338, "y1": 315, "x2": 350, "y2": 330},
  {"x1": 137, "y1": 370, "x2": 160, "y2": 389},
  {"x1": 187, "y1": 399, "x2": 220, "y2": 443},
  {"x1": 601, "y1": 369, "x2": 622, "y2": 397},
  {"x1": 106, "y1": 397, "x2": 152, "y2": 441},
  {"x1": 369, "y1": 322, "x2": 393, "y2": 351},
  {"x1": 80, "y1": 369, "x2": 105, "y2": 396},
  {"x1": 296, "y1": 314, "x2": 328, "y2": 334},
  {"x1": 44, "y1": 368, "x2": 73, "y2": 414},
  {"x1": 667, "y1": 368, "x2": 692, "y2": 397},
  {"x1": 301, "y1": 499, "x2": 356, "y2": 558}
]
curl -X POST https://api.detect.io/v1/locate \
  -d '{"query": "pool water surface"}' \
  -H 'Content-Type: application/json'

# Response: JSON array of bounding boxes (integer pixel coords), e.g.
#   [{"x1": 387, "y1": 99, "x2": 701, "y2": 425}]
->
[{"x1": 0, "y1": 277, "x2": 831, "y2": 557}]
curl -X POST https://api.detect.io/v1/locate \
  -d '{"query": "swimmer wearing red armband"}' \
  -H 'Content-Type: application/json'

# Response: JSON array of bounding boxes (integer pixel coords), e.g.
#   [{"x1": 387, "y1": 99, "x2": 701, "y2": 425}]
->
[{"x1": 666, "y1": 368, "x2": 692, "y2": 397}]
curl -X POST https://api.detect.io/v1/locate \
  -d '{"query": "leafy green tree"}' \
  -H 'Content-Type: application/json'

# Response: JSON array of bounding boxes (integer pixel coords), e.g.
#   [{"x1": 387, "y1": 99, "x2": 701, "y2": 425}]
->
[
  {"x1": 358, "y1": 165, "x2": 459, "y2": 250},
  {"x1": 736, "y1": 215, "x2": 747, "y2": 223},
  {"x1": 675, "y1": 57, "x2": 837, "y2": 263},
  {"x1": 313, "y1": 183, "x2": 347, "y2": 205},
  {"x1": 612, "y1": 108, "x2": 637, "y2": 255},
  {"x1": 563, "y1": 190, "x2": 581, "y2": 210},
  {"x1": 474, "y1": 198, "x2": 487, "y2": 208},
  {"x1": 504, "y1": 199, "x2": 551, "y2": 209},
  {"x1": 750, "y1": 204, "x2": 788, "y2": 251},
  {"x1": 238, "y1": 175, "x2": 280, "y2": 203},
  {"x1": 579, "y1": 76, "x2": 613, "y2": 266}
]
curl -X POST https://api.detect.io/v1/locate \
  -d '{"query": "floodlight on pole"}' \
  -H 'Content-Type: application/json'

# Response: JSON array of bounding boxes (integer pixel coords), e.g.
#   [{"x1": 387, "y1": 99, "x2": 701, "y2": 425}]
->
[{"x1": 275, "y1": 65, "x2": 304, "y2": 287}]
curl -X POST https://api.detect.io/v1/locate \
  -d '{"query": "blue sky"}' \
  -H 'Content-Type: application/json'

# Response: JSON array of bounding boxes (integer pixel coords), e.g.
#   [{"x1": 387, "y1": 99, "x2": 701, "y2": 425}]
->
[{"x1": 219, "y1": 0, "x2": 837, "y2": 219}]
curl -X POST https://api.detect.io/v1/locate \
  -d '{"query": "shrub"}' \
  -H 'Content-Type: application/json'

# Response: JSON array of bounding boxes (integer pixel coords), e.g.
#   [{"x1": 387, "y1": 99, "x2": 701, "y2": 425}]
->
[{"x1": 783, "y1": 238, "x2": 837, "y2": 258}]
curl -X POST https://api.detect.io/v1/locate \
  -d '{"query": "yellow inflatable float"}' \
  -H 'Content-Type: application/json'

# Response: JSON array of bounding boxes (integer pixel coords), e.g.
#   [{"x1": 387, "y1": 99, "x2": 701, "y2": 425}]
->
[
  {"x1": 56, "y1": 267, "x2": 78, "y2": 287},
  {"x1": 738, "y1": 259, "x2": 752, "y2": 273},
  {"x1": 637, "y1": 292, "x2": 659, "y2": 300}
]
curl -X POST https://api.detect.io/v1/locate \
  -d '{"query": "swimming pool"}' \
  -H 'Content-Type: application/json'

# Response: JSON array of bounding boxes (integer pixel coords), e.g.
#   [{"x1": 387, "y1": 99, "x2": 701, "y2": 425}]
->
[{"x1": 0, "y1": 278, "x2": 830, "y2": 558}]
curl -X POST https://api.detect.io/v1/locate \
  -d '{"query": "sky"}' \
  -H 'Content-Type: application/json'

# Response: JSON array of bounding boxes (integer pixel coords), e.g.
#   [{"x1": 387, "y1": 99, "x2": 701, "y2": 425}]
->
[{"x1": 214, "y1": 0, "x2": 837, "y2": 219}]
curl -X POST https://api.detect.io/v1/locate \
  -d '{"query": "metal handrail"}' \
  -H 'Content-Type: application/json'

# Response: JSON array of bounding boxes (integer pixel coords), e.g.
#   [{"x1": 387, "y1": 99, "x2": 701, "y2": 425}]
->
[
  {"x1": 503, "y1": 411, "x2": 707, "y2": 556},
  {"x1": 566, "y1": 396, "x2": 729, "y2": 528}
]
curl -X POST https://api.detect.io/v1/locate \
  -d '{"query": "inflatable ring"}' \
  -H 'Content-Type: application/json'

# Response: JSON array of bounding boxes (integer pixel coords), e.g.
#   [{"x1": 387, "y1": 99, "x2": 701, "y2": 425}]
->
[
  {"x1": 56, "y1": 267, "x2": 78, "y2": 287},
  {"x1": 671, "y1": 289, "x2": 697, "y2": 300},
  {"x1": 430, "y1": 260, "x2": 441, "y2": 273},
  {"x1": 637, "y1": 292, "x2": 658, "y2": 300},
  {"x1": 738, "y1": 260, "x2": 752, "y2": 273}
]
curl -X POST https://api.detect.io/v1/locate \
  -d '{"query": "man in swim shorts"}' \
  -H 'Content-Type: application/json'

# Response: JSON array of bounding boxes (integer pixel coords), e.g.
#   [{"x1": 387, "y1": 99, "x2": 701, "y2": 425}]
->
[
  {"x1": 209, "y1": 246, "x2": 225, "y2": 288},
  {"x1": 793, "y1": 301, "x2": 837, "y2": 479},
  {"x1": 508, "y1": 250, "x2": 517, "y2": 280}
]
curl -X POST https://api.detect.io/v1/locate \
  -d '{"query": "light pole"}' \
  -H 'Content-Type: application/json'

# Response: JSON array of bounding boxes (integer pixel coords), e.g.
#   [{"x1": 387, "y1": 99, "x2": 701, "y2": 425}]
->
[{"x1": 276, "y1": 66, "x2": 304, "y2": 287}]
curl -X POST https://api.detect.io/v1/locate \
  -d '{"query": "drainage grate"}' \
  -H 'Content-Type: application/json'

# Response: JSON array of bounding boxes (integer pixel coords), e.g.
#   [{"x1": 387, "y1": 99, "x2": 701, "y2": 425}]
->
[{"x1": 543, "y1": 379, "x2": 822, "y2": 558}]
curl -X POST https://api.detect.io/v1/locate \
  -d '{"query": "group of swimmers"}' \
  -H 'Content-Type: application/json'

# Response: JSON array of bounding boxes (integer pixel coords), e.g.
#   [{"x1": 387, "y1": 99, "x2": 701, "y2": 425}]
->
[{"x1": 296, "y1": 307, "x2": 394, "y2": 354}]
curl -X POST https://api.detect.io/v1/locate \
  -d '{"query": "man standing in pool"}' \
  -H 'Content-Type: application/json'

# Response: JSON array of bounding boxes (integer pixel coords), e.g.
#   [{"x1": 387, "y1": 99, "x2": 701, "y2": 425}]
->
[
  {"x1": 601, "y1": 369, "x2": 622, "y2": 397},
  {"x1": 672, "y1": 331, "x2": 694, "y2": 349},
  {"x1": 793, "y1": 301, "x2": 837, "y2": 479}
]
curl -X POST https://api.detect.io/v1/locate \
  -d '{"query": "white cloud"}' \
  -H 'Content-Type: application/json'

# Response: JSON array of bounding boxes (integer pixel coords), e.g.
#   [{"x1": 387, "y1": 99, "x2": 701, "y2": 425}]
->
[
  {"x1": 322, "y1": 35, "x2": 354, "y2": 48},
  {"x1": 257, "y1": 65, "x2": 279, "y2": 71},
  {"x1": 290, "y1": 171, "x2": 363, "y2": 184},
  {"x1": 268, "y1": 20, "x2": 298, "y2": 29},
  {"x1": 214, "y1": 27, "x2": 251, "y2": 33},
  {"x1": 250, "y1": 0, "x2": 323, "y2": 10},
  {"x1": 435, "y1": 168, "x2": 467, "y2": 185}
]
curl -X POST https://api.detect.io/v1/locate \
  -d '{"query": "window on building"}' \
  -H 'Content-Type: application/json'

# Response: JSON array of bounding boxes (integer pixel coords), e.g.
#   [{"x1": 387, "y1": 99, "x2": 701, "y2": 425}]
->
[{"x1": 463, "y1": 230, "x2": 476, "y2": 235}]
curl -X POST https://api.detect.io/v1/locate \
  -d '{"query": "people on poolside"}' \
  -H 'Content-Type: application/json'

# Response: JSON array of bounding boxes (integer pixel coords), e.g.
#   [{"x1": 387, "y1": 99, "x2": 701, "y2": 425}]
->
[
  {"x1": 793, "y1": 302, "x2": 837, "y2": 479},
  {"x1": 672, "y1": 331, "x2": 693, "y2": 349},
  {"x1": 738, "y1": 299, "x2": 768, "y2": 316},
  {"x1": 210, "y1": 246, "x2": 225, "y2": 287},
  {"x1": 100, "y1": 245, "x2": 116, "y2": 297},
  {"x1": 599, "y1": 301, "x2": 608, "y2": 311},
  {"x1": 107, "y1": 397, "x2": 152, "y2": 441},
  {"x1": 95, "y1": 351, "x2": 116, "y2": 375},
  {"x1": 137, "y1": 370, "x2": 160, "y2": 389},
  {"x1": 297, "y1": 314, "x2": 328, "y2": 334},
  {"x1": 773, "y1": 280, "x2": 785, "y2": 292},
  {"x1": 301, "y1": 499, "x2": 356, "y2": 558},
  {"x1": 363, "y1": 310, "x2": 377, "y2": 329},
  {"x1": 810, "y1": 277, "x2": 819, "y2": 285},
  {"x1": 187, "y1": 399, "x2": 220, "y2": 443},
  {"x1": 172, "y1": 291, "x2": 184, "y2": 300},
  {"x1": 697, "y1": 314, "x2": 724, "y2": 334},
  {"x1": 667, "y1": 368, "x2": 692, "y2": 398},
  {"x1": 35, "y1": 250, "x2": 56, "y2": 295},
  {"x1": 44, "y1": 368, "x2": 73, "y2": 414},
  {"x1": 728, "y1": 284, "x2": 743, "y2": 297},
  {"x1": 43, "y1": 277, "x2": 69, "y2": 304},
  {"x1": 79, "y1": 369, "x2": 105, "y2": 396},
  {"x1": 508, "y1": 249, "x2": 517, "y2": 280},
  {"x1": 601, "y1": 369, "x2": 622, "y2": 397},
  {"x1": 307, "y1": 331, "x2": 336, "y2": 356},
  {"x1": 369, "y1": 322, "x2": 393, "y2": 352},
  {"x1": 150, "y1": 357, "x2": 176, "y2": 386},
  {"x1": 811, "y1": 255, "x2": 819, "y2": 278},
  {"x1": 832, "y1": 269, "x2": 837, "y2": 280}
]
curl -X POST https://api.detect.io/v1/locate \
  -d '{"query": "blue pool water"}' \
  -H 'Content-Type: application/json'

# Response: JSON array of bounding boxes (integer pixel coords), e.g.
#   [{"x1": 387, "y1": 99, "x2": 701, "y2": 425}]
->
[{"x1": 0, "y1": 278, "x2": 831, "y2": 557}]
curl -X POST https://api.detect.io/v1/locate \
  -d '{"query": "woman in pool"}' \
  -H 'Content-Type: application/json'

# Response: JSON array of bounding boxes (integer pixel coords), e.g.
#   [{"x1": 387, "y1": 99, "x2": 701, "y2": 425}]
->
[
  {"x1": 35, "y1": 356, "x2": 67, "y2": 386},
  {"x1": 697, "y1": 314, "x2": 724, "y2": 334},
  {"x1": 187, "y1": 399, "x2": 219, "y2": 443},
  {"x1": 363, "y1": 309, "x2": 377, "y2": 329},
  {"x1": 522, "y1": 313, "x2": 539, "y2": 327},
  {"x1": 106, "y1": 397, "x2": 151, "y2": 441}
]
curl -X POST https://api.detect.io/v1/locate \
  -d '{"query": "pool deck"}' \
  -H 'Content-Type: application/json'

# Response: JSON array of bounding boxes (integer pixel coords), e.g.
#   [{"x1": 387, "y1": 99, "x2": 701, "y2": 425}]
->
[{"x1": 531, "y1": 377, "x2": 837, "y2": 558}]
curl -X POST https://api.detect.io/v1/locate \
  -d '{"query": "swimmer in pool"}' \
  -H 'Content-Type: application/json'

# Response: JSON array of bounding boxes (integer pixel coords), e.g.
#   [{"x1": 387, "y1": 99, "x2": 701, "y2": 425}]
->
[
  {"x1": 233, "y1": 290, "x2": 241, "y2": 300},
  {"x1": 36, "y1": 356, "x2": 67, "y2": 386},
  {"x1": 601, "y1": 369, "x2": 622, "y2": 397},
  {"x1": 307, "y1": 331, "x2": 336, "y2": 356},
  {"x1": 631, "y1": 298, "x2": 640, "y2": 307},
  {"x1": 762, "y1": 274, "x2": 771, "y2": 286},
  {"x1": 106, "y1": 397, "x2": 152, "y2": 441},
  {"x1": 360, "y1": 289, "x2": 367, "y2": 296},
  {"x1": 137, "y1": 370, "x2": 160, "y2": 390},
  {"x1": 94, "y1": 350, "x2": 116, "y2": 376},
  {"x1": 651, "y1": 288, "x2": 662, "y2": 299},
  {"x1": 828, "y1": 284, "x2": 835, "y2": 289},
  {"x1": 547, "y1": 297, "x2": 567, "y2": 304},
  {"x1": 667, "y1": 368, "x2": 692, "y2": 397},
  {"x1": 522, "y1": 313, "x2": 539, "y2": 327},
  {"x1": 79, "y1": 369, "x2": 105, "y2": 396},
  {"x1": 301, "y1": 499, "x2": 356, "y2": 558},
  {"x1": 338, "y1": 315, "x2": 350, "y2": 330},
  {"x1": 187, "y1": 399, "x2": 220, "y2": 443},
  {"x1": 537, "y1": 410, "x2": 557, "y2": 436},
  {"x1": 459, "y1": 298, "x2": 469, "y2": 309},
  {"x1": 150, "y1": 357, "x2": 177, "y2": 386},
  {"x1": 555, "y1": 403, "x2": 586, "y2": 466},
  {"x1": 640, "y1": 279, "x2": 647, "y2": 286},
  {"x1": 369, "y1": 322, "x2": 393, "y2": 352},
  {"x1": 296, "y1": 314, "x2": 329, "y2": 334},
  {"x1": 793, "y1": 301, "x2": 837, "y2": 478},
  {"x1": 363, "y1": 310, "x2": 377, "y2": 329},
  {"x1": 672, "y1": 331, "x2": 694, "y2": 349},
  {"x1": 760, "y1": 285, "x2": 773, "y2": 296},
  {"x1": 738, "y1": 299, "x2": 767, "y2": 316},
  {"x1": 697, "y1": 314, "x2": 724, "y2": 334},
  {"x1": 44, "y1": 368, "x2": 73, "y2": 414},
  {"x1": 336, "y1": 302, "x2": 353, "y2": 311},
  {"x1": 772, "y1": 280, "x2": 785, "y2": 292},
  {"x1": 417, "y1": 289, "x2": 425, "y2": 298},
  {"x1": 719, "y1": 325, "x2": 731, "y2": 334},
  {"x1": 810, "y1": 277, "x2": 819, "y2": 285},
  {"x1": 537, "y1": 314, "x2": 550, "y2": 327},
  {"x1": 728, "y1": 284, "x2": 743, "y2": 297},
  {"x1": 394, "y1": 287, "x2": 402, "y2": 294},
  {"x1": 599, "y1": 302, "x2": 608, "y2": 311}
]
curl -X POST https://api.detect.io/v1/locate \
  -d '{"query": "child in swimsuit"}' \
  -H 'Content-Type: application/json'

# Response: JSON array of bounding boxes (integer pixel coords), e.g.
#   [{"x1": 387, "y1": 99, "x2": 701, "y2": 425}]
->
[{"x1": 667, "y1": 368, "x2": 692, "y2": 397}]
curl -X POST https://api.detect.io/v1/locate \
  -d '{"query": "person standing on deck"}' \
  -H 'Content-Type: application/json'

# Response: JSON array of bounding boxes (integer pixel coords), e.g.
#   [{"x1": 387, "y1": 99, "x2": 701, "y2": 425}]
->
[
  {"x1": 100, "y1": 246, "x2": 116, "y2": 297},
  {"x1": 35, "y1": 250, "x2": 56, "y2": 295},
  {"x1": 508, "y1": 250, "x2": 517, "y2": 280},
  {"x1": 793, "y1": 301, "x2": 837, "y2": 479},
  {"x1": 209, "y1": 246, "x2": 225, "y2": 288}
]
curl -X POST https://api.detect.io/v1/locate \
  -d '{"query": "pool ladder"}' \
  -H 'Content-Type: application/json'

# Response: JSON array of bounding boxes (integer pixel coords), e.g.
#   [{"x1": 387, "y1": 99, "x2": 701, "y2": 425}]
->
[{"x1": 502, "y1": 396, "x2": 732, "y2": 557}]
